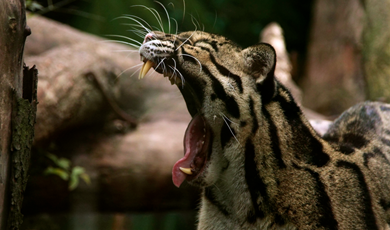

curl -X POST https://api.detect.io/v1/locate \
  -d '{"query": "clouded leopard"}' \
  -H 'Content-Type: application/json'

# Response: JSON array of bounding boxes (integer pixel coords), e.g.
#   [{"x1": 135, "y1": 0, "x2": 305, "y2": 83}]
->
[{"x1": 137, "y1": 30, "x2": 390, "y2": 229}]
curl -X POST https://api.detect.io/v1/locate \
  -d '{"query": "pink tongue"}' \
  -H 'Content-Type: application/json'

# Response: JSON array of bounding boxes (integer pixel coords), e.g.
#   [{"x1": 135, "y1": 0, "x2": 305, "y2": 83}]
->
[{"x1": 172, "y1": 114, "x2": 208, "y2": 187}]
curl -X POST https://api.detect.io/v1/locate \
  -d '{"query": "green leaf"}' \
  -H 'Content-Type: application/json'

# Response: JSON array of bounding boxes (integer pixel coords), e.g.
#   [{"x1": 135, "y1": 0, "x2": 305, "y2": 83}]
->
[
  {"x1": 68, "y1": 166, "x2": 91, "y2": 190},
  {"x1": 46, "y1": 153, "x2": 59, "y2": 163},
  {"x1": 71, "y1": 166, "x2": 85, "y2": 175},
  {"x1": 44, "y1": 166, "x2": 69, "y2": 181},
  {"x1": 69, "y1": 166, "x2": 85, "y2": 190},
  {"x1": 68, "y1": 173, "x2": 79, "y2": 190},
  {"x1": 56, "y1": 158, "x2": 71, "y2": 170},
  {"x1": 46, "y1": 153, "x2": 70, "y2": 170},
  {"x1": 80, "y1": 173, "x2": 91, "y2": 185}
]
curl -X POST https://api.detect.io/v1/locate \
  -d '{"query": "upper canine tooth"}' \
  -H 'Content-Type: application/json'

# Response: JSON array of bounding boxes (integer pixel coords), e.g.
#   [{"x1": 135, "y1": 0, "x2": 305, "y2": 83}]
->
[
  {"x1": 179, "y1": 167, "x2": 193, "y2": 175},
  {"x1": 139, "y1": 60, "x2": 154, "y2": 79}
]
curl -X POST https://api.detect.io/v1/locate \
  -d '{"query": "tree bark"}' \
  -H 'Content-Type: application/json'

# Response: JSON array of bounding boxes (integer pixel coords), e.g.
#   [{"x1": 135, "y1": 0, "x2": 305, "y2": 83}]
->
[{"x1": 0, "y1": 0, "x2": 37, "y2": 229}]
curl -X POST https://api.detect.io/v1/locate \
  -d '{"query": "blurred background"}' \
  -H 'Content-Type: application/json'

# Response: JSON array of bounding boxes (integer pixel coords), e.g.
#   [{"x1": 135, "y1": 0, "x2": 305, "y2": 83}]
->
[
  {"x1": 31, "y1": 0, "x2": 313, "y2": 83},
  {"x1": 42, "y1": 0, "x2": 312, "y2": 52},
  {"x1": 21, "y1": 0, "x2": 390, "y2": 229}
]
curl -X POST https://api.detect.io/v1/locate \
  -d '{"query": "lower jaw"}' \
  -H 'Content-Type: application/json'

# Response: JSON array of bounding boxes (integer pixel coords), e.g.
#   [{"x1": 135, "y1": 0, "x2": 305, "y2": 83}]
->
[{"x1": 187, "y1": 172, "x2": 209, "y2": 187}]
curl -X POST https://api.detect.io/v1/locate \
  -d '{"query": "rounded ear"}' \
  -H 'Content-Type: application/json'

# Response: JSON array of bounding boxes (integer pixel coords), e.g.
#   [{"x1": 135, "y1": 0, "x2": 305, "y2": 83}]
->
[
  {"x1": 241, "y1": 42, "x2": 276, "y2": 79},
  {"x1": 241, "y1": 43, "x2": 277, "y2": 103}
]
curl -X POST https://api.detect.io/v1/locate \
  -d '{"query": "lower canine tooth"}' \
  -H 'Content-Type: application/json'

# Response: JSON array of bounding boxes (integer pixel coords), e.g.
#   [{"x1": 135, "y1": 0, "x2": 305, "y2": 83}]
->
[
  {"x1": 179, "y1": 167, "x2": 193, "y2": 175},
  {"x1": 139, "y1": 60, "x2": 154, "y2": 79}
]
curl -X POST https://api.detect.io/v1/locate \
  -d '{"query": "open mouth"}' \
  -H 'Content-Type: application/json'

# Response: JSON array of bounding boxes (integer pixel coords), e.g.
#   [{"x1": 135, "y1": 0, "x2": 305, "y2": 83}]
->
[
  {"x1": 139, "y1": 59, "x2": 212, "y2": 187},
  {"x1": 139, "y1": 59, "x2": 183, "y2": 86},
  {"x1": 172, "y1": 113, "x2": 212, "y2": 187}
]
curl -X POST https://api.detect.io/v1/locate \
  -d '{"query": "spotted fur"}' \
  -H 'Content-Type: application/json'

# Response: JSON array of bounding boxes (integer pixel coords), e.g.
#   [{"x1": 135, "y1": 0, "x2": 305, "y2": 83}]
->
[{"x1": 139, "y1": 31, "x2": 390, "y2": 229}]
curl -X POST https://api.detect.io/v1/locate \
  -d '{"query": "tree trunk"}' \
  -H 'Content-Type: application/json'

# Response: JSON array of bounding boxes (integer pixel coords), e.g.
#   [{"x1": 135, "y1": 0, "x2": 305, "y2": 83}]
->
[
  {"x1": 0, "y1": 0, "x2": 37, "y2": 229},
  {"x1": 301, "y1": 0, "x2": 365, "y2": 115},
  {"x1": 302, "y1": 0, "x2": 390, "y2": 115},
  {"x1": 363, "y1": 0, "x2": 390, "y2": 101}
]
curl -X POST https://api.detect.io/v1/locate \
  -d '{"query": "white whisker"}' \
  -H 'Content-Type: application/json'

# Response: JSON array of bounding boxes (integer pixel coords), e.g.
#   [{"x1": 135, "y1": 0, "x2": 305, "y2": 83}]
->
[
  {"x1": 175, "y1": 30, "x2": 196, "y2": 51},
  {"x1": 122, "y1": 23, "x2": 148, "y2": 29},
  {"x1": 171, "y1": 59, "x2": 178, "y2": 79},
  {"x1": 168, "y1": 65, "x2": 177, "y2": 79},
  {"x1": 123, "y1": 24, "x2": 149, "y2": 35},
  {"x1": 190, "y1": 15, "x2": 198, "y2": 31},
  {"x1": 178, "y1": 53, "x2": 202, "y2": 73},
  {"x1": 116, "y1": 63, "x2": 144, "y2": 80},
  {"x1": 102, "y1": 39, "x2": 140, "y2": 49},
  {"x1": 177, "y1": 70, "x2": 185, "y2": 87},
  {"x1": 162, "y1": 62, "x2": 167, "y2": 73},
  {"x1": 106, "y1": 35, "x2": 143, "y2": 46},
  {"x1": 191, "y1": 15, "x2": 202, "y2": 32},
  {"x1": 148, "y1": 26, "x2": 161, "y2": 33},
  {"x1": 182, "y1": 0, "x2": 186, "y2": 23},
  {"x1": 212, "y1": 11, "x2": 218, "y2": 31},
  {"x1": 169, "y1": 62, "x2": 185, "y2": 88},
  {"x1": 220, "y1": 113, "x2": 240, "y2": 145},
  {"x1": 155, "y1": 1, "x2": 171, "y2": 34},
  {"x1": 149, "y1": 7, "x2": 165, "y2": 32},
  {"x1": 122, "y1": 22, "x2": 150, "y2": 33},
  {"x1": 171, "y1": 17, "x2": 179, "y2": 35},
  {"x1": 126, "y1": 29, "x2": 148, "y2": 39},
  {"x1": 155, "y1": 57, "x2": 167, "y2": 71},
  {"x1": 221, "y1": 113, "x2": 238, "y2": 125},
  {"x1": 112, "y1": 49, "x2": 139, "y2": 53},
  {"x1": 131, "y1": 5, "x2": 164, "y2": 33},
  {"x1": 116, "y1": 15, "x2": 152, "y2": 34}
]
